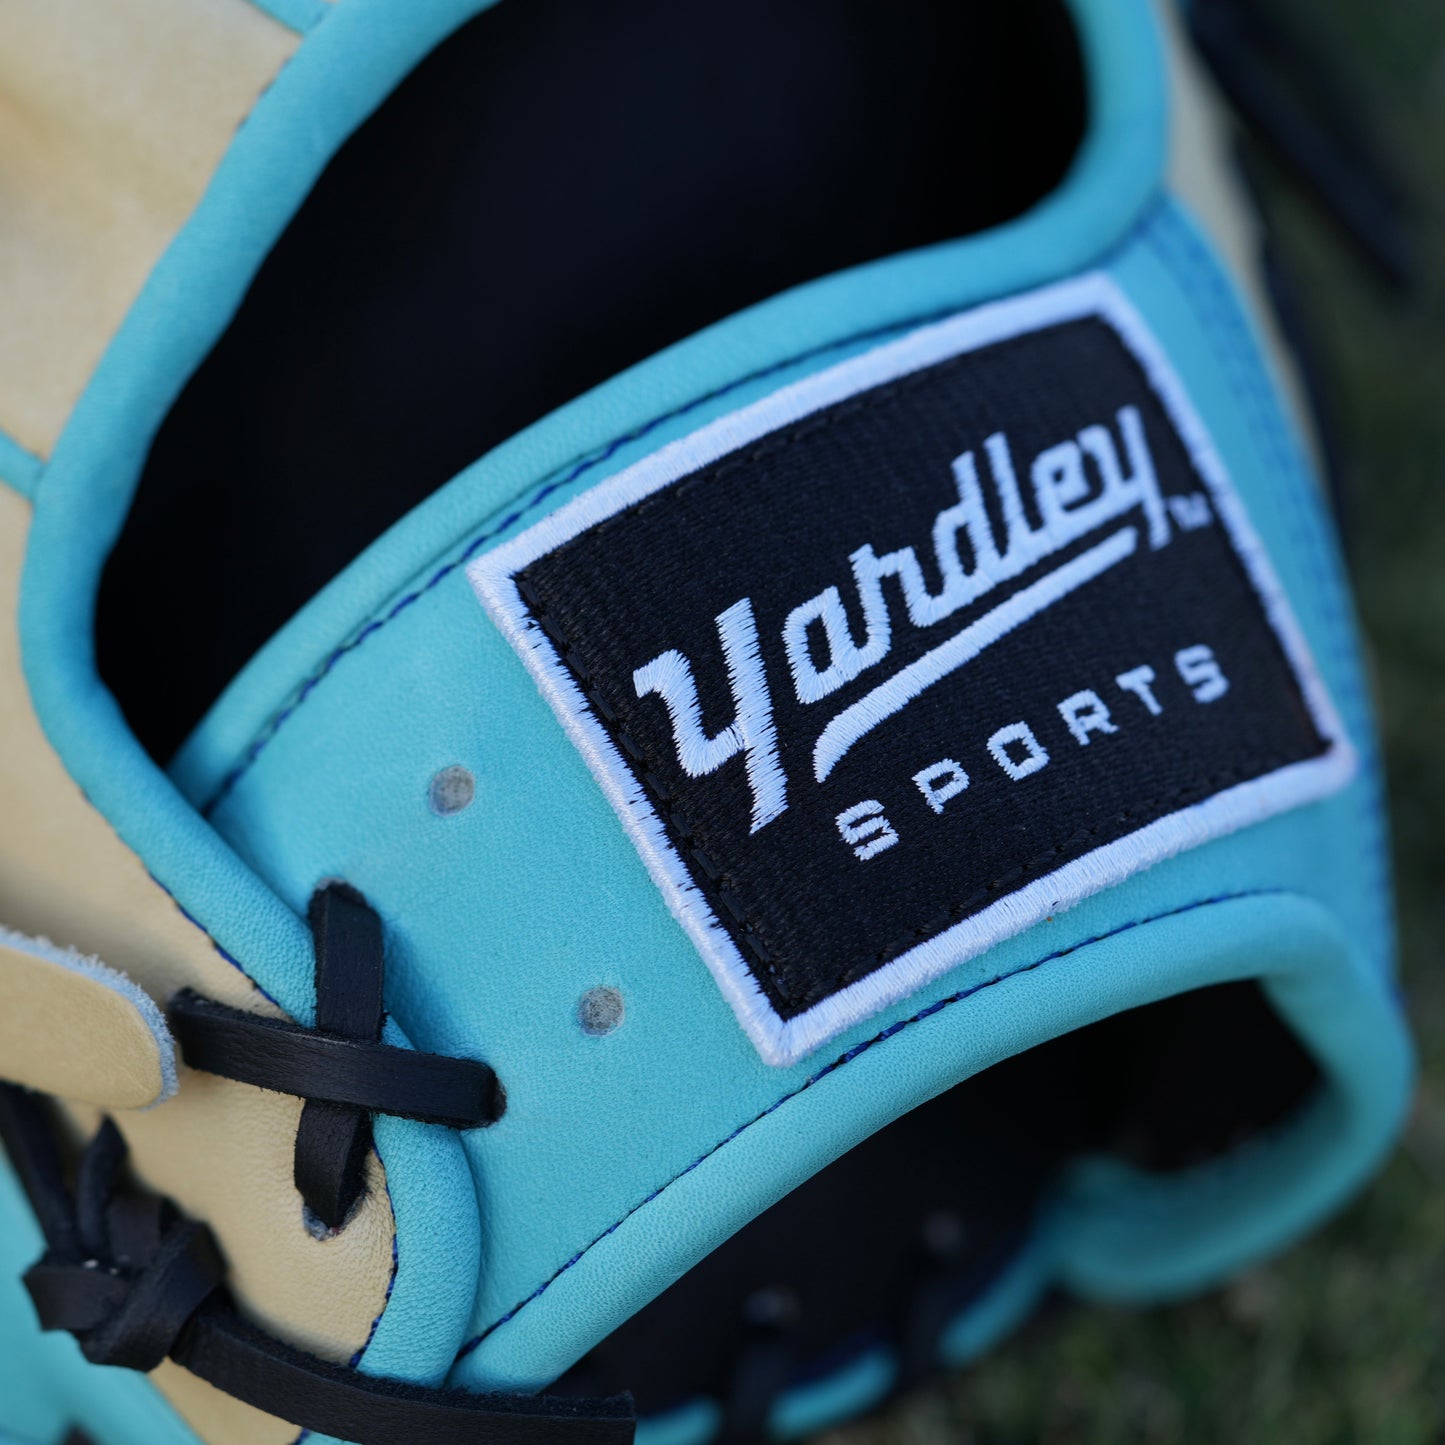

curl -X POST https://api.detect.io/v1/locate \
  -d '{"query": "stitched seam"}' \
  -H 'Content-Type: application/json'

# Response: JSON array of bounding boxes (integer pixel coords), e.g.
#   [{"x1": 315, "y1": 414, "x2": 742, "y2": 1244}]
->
[
  {"x1": 523, "y1": 562, "x2": 1310, "y2": 1018},
  {"x1": 289, "y1": 1199, "x2": 399, "y2": 1445},
  {"x1": 515, "y1": 289, "x2": 1327, "y2": 1007},
  {"x1": 837, "y1": 755, "x2": 1312, "y2": 985},
  {"x1": 453, "y1": 887, "x2": 1276, "y2": 1361},
  {"x1": 508, "y1": 344, "x2": 1096, "y2": 994},
  {"x1": 1162, "y1": 207, "x2": 1391, "y2": 956},
  {"x1": 156, "y1": 882, "x2": 400, "y2": 1436},
  {"x1": 524, "y1": 340, "x2": 1031, "y2": 550},
  {"x1": 517, "y1": 576, "x2": 783, "y2": 984},
  {"x1": 530, "y1": 606, "x2": 1305, "y2": 988},
  {"x1": 201, "y1": 314, "x2": 957, "y2": 816},
  {"x1": 1140, "y1": 204, "x2": 1392, "y2": 967},
  {"x1": 348, "y1": 1197, "x2": 400, "y2": 1370},
  {"x1": 201, "y1": 208, "x2": 1164, "y2": 817},
  {"x1": 150, "y1": 871, "x2": 284, "y2": 1010}
]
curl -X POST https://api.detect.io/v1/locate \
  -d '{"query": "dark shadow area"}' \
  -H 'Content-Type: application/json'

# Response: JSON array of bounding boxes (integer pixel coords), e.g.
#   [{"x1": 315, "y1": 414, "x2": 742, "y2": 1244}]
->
[
  {"x1": 552, "y1": 981, "x2": 1319, "y2": 1418},
  {"x1": 98, "y1": 0, "x2": 1084, "y2": 761}
]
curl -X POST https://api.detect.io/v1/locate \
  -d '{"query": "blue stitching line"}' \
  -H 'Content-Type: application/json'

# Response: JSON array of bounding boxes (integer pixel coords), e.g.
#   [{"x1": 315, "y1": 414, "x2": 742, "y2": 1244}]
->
[
  {"x1": 453, "y1": 888, "x2": 1272, "y2": 1362},
  {"x1": 157, "y1": 877, "x2": 284, "y2": 1009},
  {"x1": 1139, "y1": 204, "x2": 1393, "y2": 972},
  {"x1": 197, "y1": 198, "x2": 1152, "y2": 817},
  {"x1": 291, "y1": 1223, "x2": 402, "y2": 1445},
  {"x1": 164, "y1": 204, "x2": 1373, "y2": 1392},
  {"x1": 200, "y1": 310, "x2": 968, "y2": 816},
  {"x1": 350, "y1": 1227, "x2": 402, "y2": 1369},
  {"x1": 154, "y1": 869, "x2": 399, "y2": 1445}
]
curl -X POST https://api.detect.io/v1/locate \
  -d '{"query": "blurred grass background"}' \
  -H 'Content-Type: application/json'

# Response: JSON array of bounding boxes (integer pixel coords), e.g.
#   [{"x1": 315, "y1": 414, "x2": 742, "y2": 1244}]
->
[{"x1": 830, "y1": 3, "x2": 1445, "y2": 1441}]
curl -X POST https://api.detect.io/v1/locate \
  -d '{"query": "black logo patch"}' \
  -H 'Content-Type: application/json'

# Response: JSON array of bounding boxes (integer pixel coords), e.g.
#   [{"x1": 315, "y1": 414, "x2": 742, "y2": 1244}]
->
[{"x1": 470, "y1": 276, "x2": 1351, "y2": 1064}]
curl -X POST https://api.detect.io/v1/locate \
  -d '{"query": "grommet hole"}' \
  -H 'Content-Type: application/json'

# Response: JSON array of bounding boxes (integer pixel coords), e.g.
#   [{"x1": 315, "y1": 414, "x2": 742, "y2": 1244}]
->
[
  {"x1": 429, "y1": 765, "x2": 476, "y2": 815},
  {"x1": 578, "y1": 987, "x2": 625, "y2": 1036}
]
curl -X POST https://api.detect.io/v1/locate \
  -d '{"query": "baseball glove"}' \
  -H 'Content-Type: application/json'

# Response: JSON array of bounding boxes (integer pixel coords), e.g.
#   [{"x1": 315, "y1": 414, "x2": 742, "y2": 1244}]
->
[{"x1": 0, "y1": 1, "x2": 1412, "y2": 1442}]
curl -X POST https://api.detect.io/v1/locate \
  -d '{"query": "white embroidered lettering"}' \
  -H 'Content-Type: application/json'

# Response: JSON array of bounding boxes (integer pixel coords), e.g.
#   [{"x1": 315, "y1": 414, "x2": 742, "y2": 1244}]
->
[
  {"x1": 836, "y1": 801, "x2": 899, "y2": 861},
  {"x1": 987, "y1": 722, "x2": 1051, "y2": 780},
  {"x1": 913, "y1": 759, "x2": 970, "y2": 814},
  {"x1": 1175, "y1": 644, "x2": 1229, "y2": 703},
  {"x1": 1115, "y1": 665, "x2": 1163, "y2": 716},
  {"x1": 1058, "y1": 689, "x2": 1118, "y2": 745},
  {"x1": 633, "y1": 598, "x2": 787, "y2": 833}
]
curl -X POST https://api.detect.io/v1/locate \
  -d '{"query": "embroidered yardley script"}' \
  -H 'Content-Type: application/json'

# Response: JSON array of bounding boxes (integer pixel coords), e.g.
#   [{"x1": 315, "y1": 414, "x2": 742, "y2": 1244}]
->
[
  {"x1": 470, "y1": 275, "x2": 1352, "y2": 1065},
  {"x1": 633, "y1": 402, "x2": 1175, "y2": 833}
]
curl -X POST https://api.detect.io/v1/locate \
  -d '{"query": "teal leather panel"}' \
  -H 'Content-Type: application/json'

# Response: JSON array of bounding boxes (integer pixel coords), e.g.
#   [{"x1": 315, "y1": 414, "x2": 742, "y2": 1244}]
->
[
  {"x1": 9, "y1": 0, "x2": 1408, "y2": 1431},
  {"x1": 299, "y1": 1107, "x2": 486, "y2": 1445},
  {"x1": 770, "y1": 1348, "x2": 895, "y2": 1439},
  {"x1": 17, "y1": 0, "x2": 512, "y2": 1407},
  {"x1": 170, "y1": 203, "x2": 1408, "y2": 1399},
  {"x1": 0, "y1": 1156, "x2": 202, "y2": 1445},
  {"x1": 166, "y1": 0, "x2": 1167, "y2": 814},
  {"x1": 13, "y1": 0, "x2": 1166, "y2": 1413}
]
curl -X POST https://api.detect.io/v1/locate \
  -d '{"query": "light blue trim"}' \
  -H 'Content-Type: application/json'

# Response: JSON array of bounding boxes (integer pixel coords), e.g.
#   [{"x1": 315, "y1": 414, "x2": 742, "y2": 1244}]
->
[
  {"x1": 0, "y1": 1155, "x2": 204, "y2": 1445},
  {"x1": 18, "y1": 0, "x2": 505, "y2": 1413},
  {"x1": 771, "y1": 1347, "x2": 895, "y2": 1439},
  {"x1": 452, "y1": 895, "x2": 1408, "y2": 1392},
  {"x1": 169, "y1": 0, "x2": 1168, "y2": 806},
  {"x1": 1056, "y1": 912, "x2": 1408, "y2": 1299},
  {"x1": 1140, "y1": 200, "x2": 1397, "y2": 980},
  {"x1": 635, "y1": 1399, "x2": 720, "y2": 1445},
  {"x1": 8, "y1": 0, "x2": 1410, "y2": 1435},
  {"x1": 938, "y1": 1238, "x2": 1058, "y2": 1368},
  {"x1": 247, "y1": 0, "x2": 331, "y2": 34},
  {"x1": 301, "y1": 1108, "x2": 483, "y2": 1445},
  {"x1": 0, "y1": 431, "x2": 41, "y2": 501},
  {"x1": 27, "y1": 0, "x2": 515, "y2": 1029},
  {"x1": 15, "y1": 0, "x2": 1160, "y2": 1412}
]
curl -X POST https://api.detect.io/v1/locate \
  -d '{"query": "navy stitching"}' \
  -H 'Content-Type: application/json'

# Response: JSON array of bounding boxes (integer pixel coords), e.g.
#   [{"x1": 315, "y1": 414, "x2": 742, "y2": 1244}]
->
[
  {"x1": 150, "y1": 871, "x2": 283, "y2": 1009},
  {"x1": 169, "y1": 205, "x2": 1382, "y2": 1392},
  {"x1": 453, "y1": 888, "x2": 1273, "y2": 1362},
  {"x1": 347, "y1": 1199, "x2": 401, "y2": 1369},
  {"x1": 201, "y1": 314, "x2": 945, "y2": 816},
  {"x1": 290, "y1": 1202, "x2": 400, "y2": 1445},
  {"x1": 198, "y1": 203, "x2": 1151, "y2": 818}
]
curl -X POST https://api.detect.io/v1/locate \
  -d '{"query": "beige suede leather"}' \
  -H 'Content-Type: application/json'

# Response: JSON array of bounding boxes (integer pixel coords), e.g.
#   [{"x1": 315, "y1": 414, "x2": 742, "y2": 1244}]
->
[
  {"x1": 0, "y1": 0, "x2": 300, "y2": 459},
  {"x1": 0, "y1": 933, "x2": 174, "y2": 1108},
  {"x1": 0, "y1": 485, "x2": 396, "y2": 1444}
]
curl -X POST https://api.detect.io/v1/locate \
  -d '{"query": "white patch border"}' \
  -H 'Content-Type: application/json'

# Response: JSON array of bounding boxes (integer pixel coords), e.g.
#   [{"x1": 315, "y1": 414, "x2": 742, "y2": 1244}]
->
[{"x1": 468, "y1": 272, "x2": 1355, "y2": 1067}]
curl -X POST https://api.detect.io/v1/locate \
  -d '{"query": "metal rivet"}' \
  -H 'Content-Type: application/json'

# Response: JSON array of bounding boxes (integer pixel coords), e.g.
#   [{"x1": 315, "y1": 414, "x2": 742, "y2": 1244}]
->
[
  {"x1": 577, "y1": 986, "x2": 625, "y2": 1037},
  {"x1": 429, "y1": 765, "x2": 475, "y2": 816}
]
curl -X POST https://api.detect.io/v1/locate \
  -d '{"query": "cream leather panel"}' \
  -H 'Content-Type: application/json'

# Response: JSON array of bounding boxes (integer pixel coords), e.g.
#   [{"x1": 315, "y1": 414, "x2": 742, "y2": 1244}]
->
[
  {"x1": 152, "y1": 1362, "x2": 302, "y2": 1445},
  {"x1": 0, "y1": 932, "x2": 175, "y2": 1108},
  {"x1": 1, "y1": 486, "x2": 396, "y2": 1444},
  {"x1": 0, "y1": 0, "x2": 299, "y2": 458}
]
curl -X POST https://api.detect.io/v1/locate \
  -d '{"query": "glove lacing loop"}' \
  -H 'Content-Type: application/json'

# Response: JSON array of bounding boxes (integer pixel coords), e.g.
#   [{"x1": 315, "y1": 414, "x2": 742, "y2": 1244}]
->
[
  {"x1": 168, "y1": 881, "x2": 502, "y2": 1231},
  {"x1": 0, "y1": 1084, "x2": 634, "y2": 1444}
]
